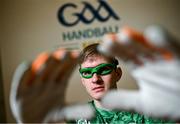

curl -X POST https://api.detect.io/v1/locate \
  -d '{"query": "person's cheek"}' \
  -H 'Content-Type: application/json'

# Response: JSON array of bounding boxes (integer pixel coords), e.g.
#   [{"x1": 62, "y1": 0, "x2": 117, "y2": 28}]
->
[{"x1": 103, "y1": 77, "x2": 111, "y2": 90}]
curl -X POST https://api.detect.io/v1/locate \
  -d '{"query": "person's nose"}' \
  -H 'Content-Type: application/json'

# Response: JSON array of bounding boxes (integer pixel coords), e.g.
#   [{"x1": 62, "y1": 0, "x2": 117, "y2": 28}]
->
[{"x1": 92, "y1": 73, "x2": 102, "y2": 84}]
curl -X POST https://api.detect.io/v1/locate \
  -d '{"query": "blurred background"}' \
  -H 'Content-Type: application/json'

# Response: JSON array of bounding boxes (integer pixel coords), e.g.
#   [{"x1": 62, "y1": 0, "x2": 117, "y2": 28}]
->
[{"x1": 0, "y1": 0, "x2": 180, "y2": 122}]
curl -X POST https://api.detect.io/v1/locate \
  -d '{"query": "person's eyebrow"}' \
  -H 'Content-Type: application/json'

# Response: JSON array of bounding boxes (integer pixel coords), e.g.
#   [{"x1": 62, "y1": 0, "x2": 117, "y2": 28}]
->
[{"x1": 81, "y1": 63, "x2": 109, "y2": 68}]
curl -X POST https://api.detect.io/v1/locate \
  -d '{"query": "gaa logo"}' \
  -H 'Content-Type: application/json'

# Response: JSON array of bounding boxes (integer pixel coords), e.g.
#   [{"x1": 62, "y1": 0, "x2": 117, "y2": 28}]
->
[{"x1": 58, "y1": 0, "x2": 120, "y2": 27}]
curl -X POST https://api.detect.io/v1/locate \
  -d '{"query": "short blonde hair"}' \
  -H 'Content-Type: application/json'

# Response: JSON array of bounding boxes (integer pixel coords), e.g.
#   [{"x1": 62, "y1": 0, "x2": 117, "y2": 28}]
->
[{"x1": 79, "y1": 43, "x2": 119, "y2": 65}]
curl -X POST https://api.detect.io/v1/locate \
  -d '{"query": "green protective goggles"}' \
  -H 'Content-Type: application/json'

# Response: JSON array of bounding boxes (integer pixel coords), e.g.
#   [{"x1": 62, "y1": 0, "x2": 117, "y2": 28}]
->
[{"x1": 79, "y1": 63, "x2": 117, "y2": 79}]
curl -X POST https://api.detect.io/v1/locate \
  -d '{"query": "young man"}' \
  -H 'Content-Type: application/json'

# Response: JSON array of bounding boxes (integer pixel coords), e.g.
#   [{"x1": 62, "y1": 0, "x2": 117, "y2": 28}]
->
[
  {"x1": 76, "y1": 43, "x2": 165, "y2": 123},
  {"x1": 10, "y1": 42, "x2": 165, "y2": 123}
]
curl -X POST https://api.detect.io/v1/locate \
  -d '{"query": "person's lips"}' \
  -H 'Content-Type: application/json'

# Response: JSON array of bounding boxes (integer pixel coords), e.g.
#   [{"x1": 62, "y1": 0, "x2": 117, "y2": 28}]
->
[{"x1": 92, "y1": 86, "x2": 105, "y2": 92}]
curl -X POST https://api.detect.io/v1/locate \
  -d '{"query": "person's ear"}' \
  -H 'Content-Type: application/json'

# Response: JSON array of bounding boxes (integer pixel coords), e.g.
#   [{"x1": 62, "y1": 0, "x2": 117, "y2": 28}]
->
[{"x1": 115, "y1": 67, "x2": 122, "y2": 82}]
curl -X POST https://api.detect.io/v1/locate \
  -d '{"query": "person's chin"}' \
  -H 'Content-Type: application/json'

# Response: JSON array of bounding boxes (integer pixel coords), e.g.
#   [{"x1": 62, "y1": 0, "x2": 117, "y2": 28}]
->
[{"x1": 92, "y1": 91, "x2": 105, "y2": 100}]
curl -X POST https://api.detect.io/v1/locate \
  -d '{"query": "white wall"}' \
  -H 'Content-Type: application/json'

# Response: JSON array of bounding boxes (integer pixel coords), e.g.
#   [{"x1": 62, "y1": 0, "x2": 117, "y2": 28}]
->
[{"x1": 1, "y1": 0, "x2": 180, "y2": 122}]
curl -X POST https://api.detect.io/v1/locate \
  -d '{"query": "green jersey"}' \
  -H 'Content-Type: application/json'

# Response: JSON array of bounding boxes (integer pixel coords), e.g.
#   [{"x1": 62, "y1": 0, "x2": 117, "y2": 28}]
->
[{"x1": 76, "y1": 101, "x2": 166, "y2": 124}]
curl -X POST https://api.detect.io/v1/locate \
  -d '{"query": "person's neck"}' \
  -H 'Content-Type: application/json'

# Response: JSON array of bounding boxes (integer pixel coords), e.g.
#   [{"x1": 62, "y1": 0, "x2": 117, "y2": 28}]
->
[
  {"x1": 94, "y1": 99, "x2": 112, "y2": 111},
  {"x1": 94, "y1": 87, "x2": 117, "y2": 109},
  {"x1": 94, "y1": 99, "x2": 103, "y2": 109}
]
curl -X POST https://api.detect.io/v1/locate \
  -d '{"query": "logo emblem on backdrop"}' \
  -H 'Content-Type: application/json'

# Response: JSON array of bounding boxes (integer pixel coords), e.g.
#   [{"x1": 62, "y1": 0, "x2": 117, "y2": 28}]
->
[{"x1": 58, "y1": 0, "x2": 120, "y2": 27}]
